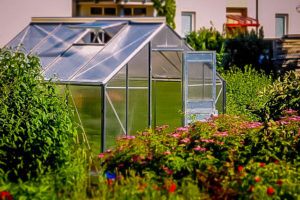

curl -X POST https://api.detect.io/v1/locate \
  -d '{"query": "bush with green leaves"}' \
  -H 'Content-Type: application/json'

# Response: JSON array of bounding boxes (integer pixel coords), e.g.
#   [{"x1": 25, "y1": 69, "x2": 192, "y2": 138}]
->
[
  {"x1": 0, "y1": 49, "x2": 77, "y2": 182},
  {"x1": 186, "y1": 27, "x2": 225, "y2": 68},
  {"x1": 223, "y1": 28, "x2": 270, "y2": 72},
  {"x1": 256, "y1": 71, "x2": 300, "y2": 121},
  {"x1": 221, "y1": 66, "x2": 273, "y2": 120}
]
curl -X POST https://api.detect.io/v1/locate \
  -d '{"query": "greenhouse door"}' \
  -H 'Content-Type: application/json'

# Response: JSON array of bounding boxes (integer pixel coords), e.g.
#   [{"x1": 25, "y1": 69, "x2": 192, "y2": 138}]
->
[{"x1": 183, "y1": 51, "x2": 217, "y2": 125}]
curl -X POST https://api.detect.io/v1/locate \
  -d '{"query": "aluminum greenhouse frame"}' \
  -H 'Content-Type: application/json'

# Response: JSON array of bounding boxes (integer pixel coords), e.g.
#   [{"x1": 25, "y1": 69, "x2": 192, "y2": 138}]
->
[{"x1": 6, "y1": 18, "x2": 226, "y2": 152}]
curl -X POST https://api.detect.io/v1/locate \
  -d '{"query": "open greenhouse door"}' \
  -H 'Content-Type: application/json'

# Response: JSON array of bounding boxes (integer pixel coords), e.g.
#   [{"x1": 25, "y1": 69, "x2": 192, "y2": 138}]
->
[{"x1": 183, "y1": 51, "x2": 217, "y2": 125}]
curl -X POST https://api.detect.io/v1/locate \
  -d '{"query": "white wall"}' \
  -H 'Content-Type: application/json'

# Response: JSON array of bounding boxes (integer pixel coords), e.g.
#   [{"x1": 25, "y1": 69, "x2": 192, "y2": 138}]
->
[
  {"x1": 0, "y1": 0, "x2": 72, "y2": 47},
  {"x1": 248, "y1": 0, "x2": 300, "y2": 38},
  {"x1": 175, "y1": 0, "x2": 226, "y2": 36}
]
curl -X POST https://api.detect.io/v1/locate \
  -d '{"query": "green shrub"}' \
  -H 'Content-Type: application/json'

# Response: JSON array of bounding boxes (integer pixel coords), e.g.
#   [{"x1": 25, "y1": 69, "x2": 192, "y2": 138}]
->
[
  {"x1": 221, "y1": 66, "x2": 273, "y2": 120},
  {"x1": 223, "y1": 29, "x2": 271, "y2": 72},
  {"x1": 0, "y1": 49, "x2": 76, "y2": 181},
  {"x1": 256, "y1": 71, "x2": 300, "y2": 121},
  {"x1": 186, "y1": 27, "x2": 225, "y2": 68}
]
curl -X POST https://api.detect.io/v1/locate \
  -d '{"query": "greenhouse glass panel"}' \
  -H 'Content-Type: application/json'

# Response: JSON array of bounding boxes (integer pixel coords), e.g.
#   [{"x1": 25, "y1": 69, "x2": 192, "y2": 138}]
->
[
  {"x1": 68, "y1": 85, "x2": 102, "y2": 154},
  {"x1": 105, "y1": 67, "x2": 126, "y2": 147},
  {"x1": 152, "y1": 26, "x2": 188, "y2": 50},
  {"x1": 71, "y1": 24, "x2": 162, "y2": 83},
  {"x1": 34, "y1": 24, "x2": 85, "y2": 68},
  {"x1": 152, "y1": 51, "x2": 182, "y2": 79},
  {"x1": 128, "y1": 45, "x2": 149, "y2": 134},
  {"x1": 6, "y1": 24, "x2": 58, "y2": 53},
  {"x1": 153, "y1": 80, "x2": 182, "y2": 130},
  {"x1": 44, "y1": 45, "x2": 102, "y2": 81}
]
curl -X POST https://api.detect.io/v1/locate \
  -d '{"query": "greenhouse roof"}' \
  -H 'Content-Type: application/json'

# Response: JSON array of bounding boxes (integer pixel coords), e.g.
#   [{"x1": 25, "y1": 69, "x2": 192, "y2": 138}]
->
[{"x1": 6, "y1": 18, "x2": 179, "y2": 85}]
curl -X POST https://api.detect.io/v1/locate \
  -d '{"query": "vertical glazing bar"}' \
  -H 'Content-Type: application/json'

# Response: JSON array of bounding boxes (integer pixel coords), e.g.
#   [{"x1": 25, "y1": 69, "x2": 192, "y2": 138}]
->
[
  {"x1": 182, "y1": 53, "x2": 187, "y2": 126},
  {"x1": 153, "y1": 80, "x2": 157, "y2": 129},
  {"x1": 125, "y1": 64, "x2": 129, "y2": 135},
  {"x1": 202, "y1": 62, "x2": 205, "y2": 99},
  {"x1": 148, "y1": 42, "x2": 152, "y2": 128},
  {"x1": 223, "y1": 80, "x2": 227, "y2": 114},
  {"x1": 212, "y1": 52, "x2": 217, "y2": 110},
  {"x1": 101, "y1": 85, "x2": 106, "y2": 153}
]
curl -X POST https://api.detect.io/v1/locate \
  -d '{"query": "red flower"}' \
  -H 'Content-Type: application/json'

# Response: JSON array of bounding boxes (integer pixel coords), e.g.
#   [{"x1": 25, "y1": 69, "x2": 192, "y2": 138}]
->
[
  {"x1": 274, "y1": 160, "x2": 280, "y2": 165},
  {"x1": 248, "y1": 185, "x2": 255, "y2": 193},
  {"x1": 237, "y1": 165, "x2": 244, "y2": 173},
  {"x1": 0, "y1": 191, "x2": 13, "y2": 200},
  {"x1": 254, "y1": 176, "x2": 261, "y2": 183},
  {"x1": 168, "y1": 182, "x2": 177, "y2": 193},
  {"x1": 259, "y1": 162, "x2": 266, "y2": 167},
  {"x1": 276, "y1": 179, "x2": 283, "y2": 186},
  {"x1": 267, "y1": 186, "x2": 275, "y2": 196}
]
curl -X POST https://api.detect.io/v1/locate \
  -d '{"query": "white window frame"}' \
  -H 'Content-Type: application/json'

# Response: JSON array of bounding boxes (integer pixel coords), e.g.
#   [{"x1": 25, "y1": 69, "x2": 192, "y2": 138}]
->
[
  {"x1": 181, "y1": 12, "x2": 195, "y2": 37},
  {"x1": 275, "y1": 14, "x2": 288, "y2": 38}
]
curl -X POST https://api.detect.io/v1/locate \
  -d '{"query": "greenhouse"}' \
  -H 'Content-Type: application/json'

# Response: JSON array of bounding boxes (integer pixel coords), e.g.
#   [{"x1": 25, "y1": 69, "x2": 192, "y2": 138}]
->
[{"x1": 7, "y1": 18, "x2": 226, "y2": 152}]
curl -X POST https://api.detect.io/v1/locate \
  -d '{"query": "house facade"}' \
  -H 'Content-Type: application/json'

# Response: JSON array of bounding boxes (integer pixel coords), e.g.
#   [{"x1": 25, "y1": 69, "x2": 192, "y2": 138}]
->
[{"x1": 1, "y1": 0, "x2": 300, "y2": 47}]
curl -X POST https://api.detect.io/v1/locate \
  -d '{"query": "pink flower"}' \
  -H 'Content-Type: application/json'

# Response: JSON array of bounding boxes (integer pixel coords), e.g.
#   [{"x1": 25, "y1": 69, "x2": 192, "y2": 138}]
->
[
  {"x1": 98, "y1": 153, "x2": 105, "y2": 159},
  {"x1": 287, "y1": 116, "x2": 300, "y2": 121},
  {"x1": 283, "y1": 109, "x2": 297, "y2": 115},
  {"x1": 170, "y1": 133, "x2": 181, "y2": 138},
  {"x1": 163, "y1": 151, "x2": 171, "y2": 155},
  {"x1": 122, "y1": 135, "x2": 136, "y2": 140},
  {"x1": 213, "y1": 131, "x2": 228, "y2": 137},
  {"x1": 105, "y1": 149, "x2": 112, "y2": 153},
  {"x1": 243, "y1": 122, "x2": 263, "y2": 129},
  {"x1": 193, "y1": 146, "x2": 207, "y2": 152},
  {"x1": 162, "y1": 166, "x2": 173, "y2": 175},
  {"x1": 200, "y1": 139, "x2": 215, "y2": 143},
  {"x1": 176, "y1": 127, "x2": 189, "y2": 132},
  {"x1": 180, "y1": 138, "x2": 191, "y2": 144}
]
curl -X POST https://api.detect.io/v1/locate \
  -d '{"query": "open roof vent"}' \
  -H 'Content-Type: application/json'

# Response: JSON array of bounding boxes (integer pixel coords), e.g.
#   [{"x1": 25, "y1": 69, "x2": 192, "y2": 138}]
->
[{"x1": 69, "y1": 21, "x2": 127, "y2": 45}]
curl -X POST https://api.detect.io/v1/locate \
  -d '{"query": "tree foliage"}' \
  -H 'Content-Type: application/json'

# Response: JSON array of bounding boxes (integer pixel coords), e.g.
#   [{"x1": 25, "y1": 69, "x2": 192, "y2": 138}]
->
[{"x1": 153, "y1": 0, "x2": 176, "y2": 29}]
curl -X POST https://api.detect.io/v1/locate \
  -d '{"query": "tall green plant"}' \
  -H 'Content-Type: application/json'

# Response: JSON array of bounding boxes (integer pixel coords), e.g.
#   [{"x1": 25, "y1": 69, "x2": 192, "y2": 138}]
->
[
  {"x1": 223, "y1": 28, "x2": 267, "y2": 71},
  {"x1": 221, "y1": 66, "x2": 273, "y2": 120},
  {"x1": 256, "y1": 71, "x2": 300, "y2": 121},
  {"x1": 153, "y1": 0, "x2": 176, "y2": 29},
  {"x1": 186, "y1": 27, "x2": 225, "y2": 68},
  {"x1": 0, "y1": 49, "x2": 77, "y2": 182}
]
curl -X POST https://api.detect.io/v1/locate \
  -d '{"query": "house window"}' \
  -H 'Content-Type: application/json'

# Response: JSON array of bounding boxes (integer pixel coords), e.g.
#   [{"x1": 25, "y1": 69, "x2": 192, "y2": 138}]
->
[
  {"x1": 124, "y1": 8, "x2": 132, "y2": 16},
  {"x1": 90, "y1": 7, "x2": 102, "y2": 15},
  {"x1": 134, "y1": 8, "x2": 147, "y2": 16},
  {"x1": 181, "y1": 12, "x2": 195, "y2": 36},
  {"x1": 276, "y1": 14, "x2": 288, "y2": 38},
  {"x1": 104, "y1": 8, "x2": 116, "y2": 16}
]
